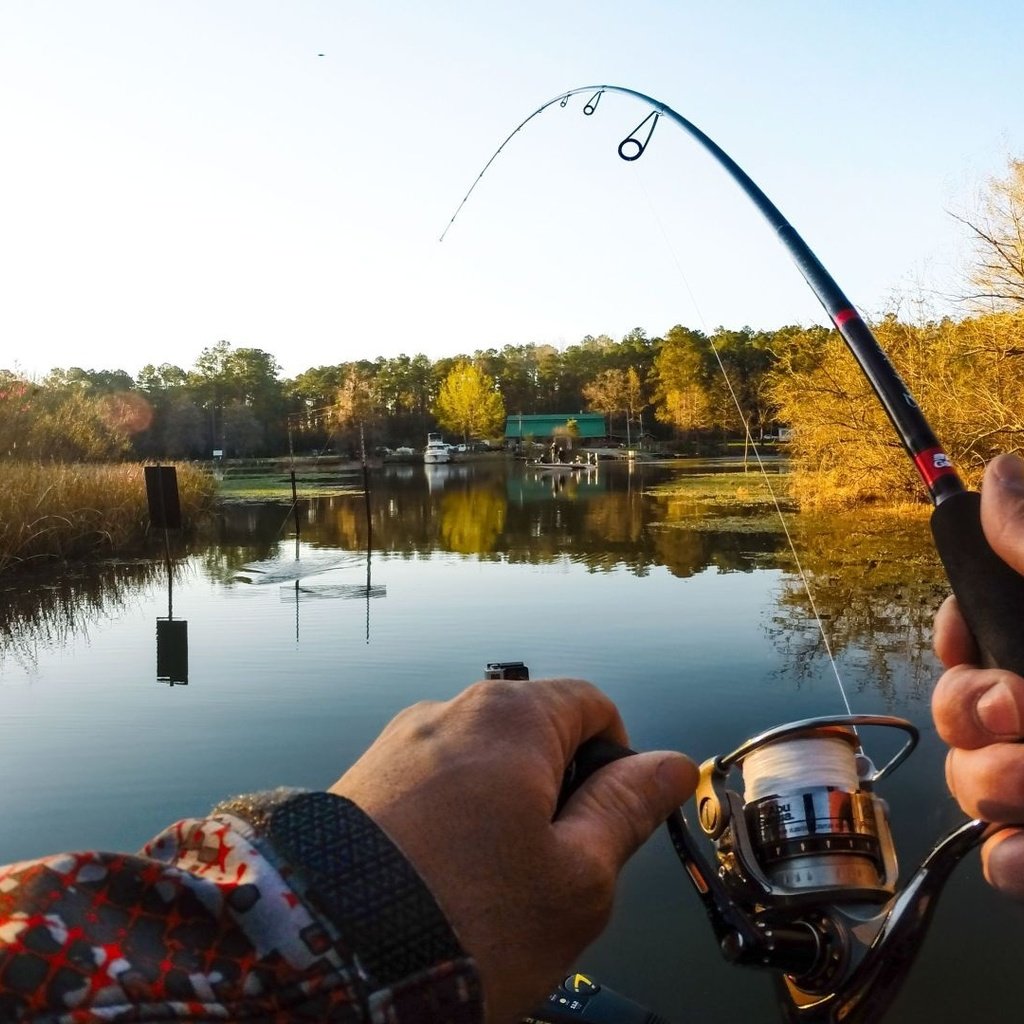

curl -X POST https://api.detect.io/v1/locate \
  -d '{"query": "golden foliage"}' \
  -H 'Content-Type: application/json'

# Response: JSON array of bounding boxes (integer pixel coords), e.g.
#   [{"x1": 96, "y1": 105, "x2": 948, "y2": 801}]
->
[
  {"x1": 434, "y1": 361, "x2": 505, "y2": 440},
  {"x1": 768, "y1": 312, "x2": 1024, "y2": 508}
]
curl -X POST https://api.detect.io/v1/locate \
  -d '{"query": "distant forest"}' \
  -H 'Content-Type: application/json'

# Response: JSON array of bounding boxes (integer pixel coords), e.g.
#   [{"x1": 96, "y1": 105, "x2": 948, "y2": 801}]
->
[{"x1": 3, "y1": 309, "x2": 1024, "y2": 509}]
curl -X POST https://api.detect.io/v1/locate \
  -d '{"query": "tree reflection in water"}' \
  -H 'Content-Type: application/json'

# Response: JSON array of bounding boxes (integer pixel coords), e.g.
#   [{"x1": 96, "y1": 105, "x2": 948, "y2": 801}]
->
[
  {"x1": 768, "y1": 510, "x2": 947, "y2": 705},
  {"x1": 0, "y1": 561, "x2": 172, "y2": 671},
  {"x1": 1, "y1": 461, "x2": 949, "y2": 704}
]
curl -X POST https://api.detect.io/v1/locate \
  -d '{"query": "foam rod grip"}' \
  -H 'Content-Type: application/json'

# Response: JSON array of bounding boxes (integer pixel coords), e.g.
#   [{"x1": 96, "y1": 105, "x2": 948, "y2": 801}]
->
[{"x1": 931, "y1": 490, "x2": 1024, "y2": 677}]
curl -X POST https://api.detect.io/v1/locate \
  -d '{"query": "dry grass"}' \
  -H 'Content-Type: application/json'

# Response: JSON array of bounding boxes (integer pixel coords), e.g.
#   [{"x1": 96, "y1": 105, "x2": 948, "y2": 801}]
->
[{"x1": 0, "y1": 462, "x2": 217, "y2": 575}]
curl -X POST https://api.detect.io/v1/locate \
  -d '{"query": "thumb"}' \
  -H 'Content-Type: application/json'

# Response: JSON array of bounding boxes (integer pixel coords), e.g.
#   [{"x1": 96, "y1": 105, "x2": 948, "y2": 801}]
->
[
  {"x1": 982, "y1": 454, "x2": 1024, "y2": 577},
  {"x1": 556, "y1": 751, "x2": 698, "y2": 870}
]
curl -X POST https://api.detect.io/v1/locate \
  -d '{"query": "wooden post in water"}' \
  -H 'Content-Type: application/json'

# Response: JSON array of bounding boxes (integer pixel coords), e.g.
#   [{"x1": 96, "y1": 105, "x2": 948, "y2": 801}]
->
[
  {"x1": 360, "y1": 422, "x2": 372, "y2": 544},
  {"x1": 360, "y1": 421, "x2": 373, "y2": 644},
  {"x1": 291, "y1": 469, "x2": 301, "y2": 542}
]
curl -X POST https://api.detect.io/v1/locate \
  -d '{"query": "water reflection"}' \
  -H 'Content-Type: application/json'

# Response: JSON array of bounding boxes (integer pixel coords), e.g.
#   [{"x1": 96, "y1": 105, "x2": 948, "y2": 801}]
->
[
  {"x1": 770, "y1": 512, "x2": 946, "y2": 704},
  {"x1": 156, "y1": 618, "x2": 188, "y2": 685},
  {"x1": 0, "y1": 461, "x2": 942, "y2": 703},
  {"x1": 226, "y1": 462, "x2": 790, "y2": 580},
  {"x1": 0, "y1": 561, "x2": 173, "y2": 672}
]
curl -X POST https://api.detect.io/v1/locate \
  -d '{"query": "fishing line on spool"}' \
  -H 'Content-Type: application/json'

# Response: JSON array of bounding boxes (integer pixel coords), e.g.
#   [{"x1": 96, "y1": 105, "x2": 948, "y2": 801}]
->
[{"x1": 741, "y1": 734, "x2": 859, "y2": 802}]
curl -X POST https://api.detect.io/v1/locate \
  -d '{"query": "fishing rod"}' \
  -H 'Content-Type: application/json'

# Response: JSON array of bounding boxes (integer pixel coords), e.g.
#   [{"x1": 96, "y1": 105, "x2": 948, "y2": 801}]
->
[{"x1": 450, "y1": 87, "x2": 1024, "y2": 1023}]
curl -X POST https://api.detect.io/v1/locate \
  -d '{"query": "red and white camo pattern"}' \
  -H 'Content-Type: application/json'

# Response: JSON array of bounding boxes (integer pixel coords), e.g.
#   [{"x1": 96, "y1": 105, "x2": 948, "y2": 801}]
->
[{"x1": 0, "y1": 814, "x2": 477, "y2": 1022}]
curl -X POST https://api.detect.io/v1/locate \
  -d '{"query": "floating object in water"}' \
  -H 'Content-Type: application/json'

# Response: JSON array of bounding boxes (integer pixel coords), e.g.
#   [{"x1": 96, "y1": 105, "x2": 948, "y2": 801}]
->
[{"x1": 234, "y1": 551, "x2": 360, "y2": 585}]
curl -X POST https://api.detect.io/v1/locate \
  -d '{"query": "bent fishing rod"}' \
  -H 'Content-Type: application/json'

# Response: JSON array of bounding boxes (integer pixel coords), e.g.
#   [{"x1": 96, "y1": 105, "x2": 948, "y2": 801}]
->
[{"x1": 450, "y1": 87, "x2": 1024, "y2": 1024}]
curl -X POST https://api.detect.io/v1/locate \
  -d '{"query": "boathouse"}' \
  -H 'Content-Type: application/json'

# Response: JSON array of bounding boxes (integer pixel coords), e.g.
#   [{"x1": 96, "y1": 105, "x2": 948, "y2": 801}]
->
[{"x1": 503, "y1": 413, "x2": 606, "y2": 445}]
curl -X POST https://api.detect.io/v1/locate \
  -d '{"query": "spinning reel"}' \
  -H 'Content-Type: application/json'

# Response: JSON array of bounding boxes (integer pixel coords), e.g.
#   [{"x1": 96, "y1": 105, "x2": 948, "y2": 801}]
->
[{"x1": 668, "y1": 714, "x2": 989, "y2": 1023}]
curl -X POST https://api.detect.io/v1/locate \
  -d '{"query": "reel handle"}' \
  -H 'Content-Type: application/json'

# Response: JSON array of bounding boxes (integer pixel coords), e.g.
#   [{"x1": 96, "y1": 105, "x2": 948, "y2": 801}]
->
[{"x1": 931, "y1": 491, "x2": 1024, "y2": 677}]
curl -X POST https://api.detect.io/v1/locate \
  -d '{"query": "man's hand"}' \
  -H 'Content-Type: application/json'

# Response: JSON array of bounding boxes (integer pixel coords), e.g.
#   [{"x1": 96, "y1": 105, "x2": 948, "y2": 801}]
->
[
  {"x1": 329, "y1": 677, "x2": 698, "y2": 1023},
  {"x1": 933, "y1": 453, "x2": 1024, "y2": 898}
]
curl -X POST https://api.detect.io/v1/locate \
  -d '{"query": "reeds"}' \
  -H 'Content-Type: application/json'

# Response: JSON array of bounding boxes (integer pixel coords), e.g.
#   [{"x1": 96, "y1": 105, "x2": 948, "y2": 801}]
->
[{"x1": 0, "y1": 462, "x2": 217, "y2": 575}]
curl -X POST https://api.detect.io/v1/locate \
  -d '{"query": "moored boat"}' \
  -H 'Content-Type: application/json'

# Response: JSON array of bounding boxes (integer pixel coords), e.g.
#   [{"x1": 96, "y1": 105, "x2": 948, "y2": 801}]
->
[{"x1": 423, "y1": 432, "x2": 451, "y2": 464}]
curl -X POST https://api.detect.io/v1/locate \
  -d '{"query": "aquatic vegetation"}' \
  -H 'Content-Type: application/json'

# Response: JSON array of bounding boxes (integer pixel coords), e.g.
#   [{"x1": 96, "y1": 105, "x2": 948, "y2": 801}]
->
[{"x1": 0, "y1": 462, "x2": 216, "y2": 575}]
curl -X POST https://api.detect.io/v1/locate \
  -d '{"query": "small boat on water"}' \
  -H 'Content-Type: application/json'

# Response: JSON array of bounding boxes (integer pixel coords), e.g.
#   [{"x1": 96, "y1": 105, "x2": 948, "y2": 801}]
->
[
  {"x1": 527, "y1": 445, "x2": 599, "y2": 472},
  {"x1": 529, "y1": 462, "x2": 590, "y2": 473},
  {"x1": 423, "y1": 432, "x2": 451, "y2": 464}
]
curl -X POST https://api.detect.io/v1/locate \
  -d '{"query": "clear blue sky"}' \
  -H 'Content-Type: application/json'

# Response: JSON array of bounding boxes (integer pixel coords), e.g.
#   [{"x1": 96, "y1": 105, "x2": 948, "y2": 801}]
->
[{"x1": 1, "y1": 1, "x2": 1021, "y2": 379}]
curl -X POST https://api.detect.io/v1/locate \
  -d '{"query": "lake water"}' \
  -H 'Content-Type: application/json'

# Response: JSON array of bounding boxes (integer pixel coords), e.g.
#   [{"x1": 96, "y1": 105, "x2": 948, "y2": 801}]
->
[{"x1": 1, "y1": 458, "x2": 1021, "y2": 1022}]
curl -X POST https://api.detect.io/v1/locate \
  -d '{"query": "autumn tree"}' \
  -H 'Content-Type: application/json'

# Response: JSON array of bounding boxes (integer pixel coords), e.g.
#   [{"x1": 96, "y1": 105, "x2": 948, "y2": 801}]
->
[
  {"x1": 652, "y1": 325, "x2": 712, "y2": 436},
  {"x1": 435, "y1": 361, "x2": 505, "y2": 441},
  {"x1": 954, "y1": 158, "x2": 1024, "y2": 310},
  {"x1": 583, "y1": 369, "x2": 626, "y2": 436}
]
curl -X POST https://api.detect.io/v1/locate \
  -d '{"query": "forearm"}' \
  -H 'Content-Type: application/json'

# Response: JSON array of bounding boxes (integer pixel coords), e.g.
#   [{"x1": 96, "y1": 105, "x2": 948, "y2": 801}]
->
[{"x1": 0, "y1": 789, "x2": 483, "y2": 1023}]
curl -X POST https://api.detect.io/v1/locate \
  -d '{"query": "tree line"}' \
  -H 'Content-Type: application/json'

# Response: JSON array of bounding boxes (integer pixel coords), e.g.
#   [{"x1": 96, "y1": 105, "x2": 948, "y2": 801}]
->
[
  {"x1": 3, "y1": 311, "x2": 1024, "y2": 503},
  {"x1": 0, "y1": 324, "x2": 831, "y2": 461}
]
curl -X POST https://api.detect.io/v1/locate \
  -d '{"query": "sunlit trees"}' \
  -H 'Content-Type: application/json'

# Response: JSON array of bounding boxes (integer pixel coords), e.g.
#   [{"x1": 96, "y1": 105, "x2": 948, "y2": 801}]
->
[
  {"x1": 766, "y1": 313, "x2": 1024, "y2": 507},
  {"x1": 23, "y1": 387, "x2": 135, "y2": 460},
  {"x1": 435, "y1": 361, "x2": 505, "y2": 441},
  {"x1": 0, "y1": 368, "x2": 148, "y2": 461},
  {"x1": 652, "y1": 325, "x2": 712, "y2": 436},
  {"x1": 0, "y1": 372, "x2": 37, "y2": 458},
  {"x1": 955, "y1": 158, "x2": 1024, "y2": 310},
  {"x1": 583, "y1": 366, "x2": 648, "y2": 444}
]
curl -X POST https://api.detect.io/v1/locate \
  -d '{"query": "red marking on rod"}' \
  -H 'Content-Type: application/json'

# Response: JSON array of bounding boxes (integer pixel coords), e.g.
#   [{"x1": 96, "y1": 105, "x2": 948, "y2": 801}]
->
[
  {"x1": 833, "y1": 308, "x2": 859, "y2": 326},
  {"x1": 914, "y1": 447, "x2": 956, "y2": 487}
]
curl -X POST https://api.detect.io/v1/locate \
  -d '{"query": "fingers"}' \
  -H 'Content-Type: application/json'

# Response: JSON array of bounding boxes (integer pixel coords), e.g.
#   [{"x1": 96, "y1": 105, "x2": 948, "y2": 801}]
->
[
  {"x1": 931, "y1": 455, "x2": 1024, "y2": 901},
  {"x1": 946, "y1": 744, "x2": 1024, "y2": 821},
  {"x1": 932, "y1": 664, "x2": 1024, "y2": 747},
  {"x1": 982, "y1": 829, "x2": 1024, "y2": 900},
  {"x1": 981, "y1": 454, "x2": 1024, "y2": 576},
  {"x1": 932, "y1": 595, "x2": 978, "y2": 668},
  {"x1": 556, "y1": 750, "x2": 699, "y2": 870}
]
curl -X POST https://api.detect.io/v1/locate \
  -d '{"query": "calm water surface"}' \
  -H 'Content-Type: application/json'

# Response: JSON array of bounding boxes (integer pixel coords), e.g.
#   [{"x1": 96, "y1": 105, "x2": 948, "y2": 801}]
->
[{"x1": 1, "y1": 459, "x2": 1021, "y2": 1022}]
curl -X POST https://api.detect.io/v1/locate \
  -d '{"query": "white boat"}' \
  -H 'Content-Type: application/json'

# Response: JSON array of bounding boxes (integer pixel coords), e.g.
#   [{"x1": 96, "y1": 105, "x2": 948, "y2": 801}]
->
[{"x1": 423, "y1": 432, "x2": 451, "y2": 464}]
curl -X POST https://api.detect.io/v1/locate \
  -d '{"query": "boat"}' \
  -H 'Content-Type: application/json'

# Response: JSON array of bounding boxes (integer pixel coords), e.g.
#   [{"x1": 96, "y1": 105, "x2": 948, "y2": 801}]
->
[
  {"x1": 527, "y1": 446, "x2": 599, "y2": 473},
  {"x1": 529, "y1": 462, "x2": 589, "y2": 473},
  {"x1": 423, "y1": 432, "x2": 451, "y2": 464}
]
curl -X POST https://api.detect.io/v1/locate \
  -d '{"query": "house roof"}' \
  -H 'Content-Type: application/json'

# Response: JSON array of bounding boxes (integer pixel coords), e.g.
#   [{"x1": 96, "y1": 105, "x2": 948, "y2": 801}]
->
[{"x1": 504, "y1": 413, "x2": 606, "y2": 439}]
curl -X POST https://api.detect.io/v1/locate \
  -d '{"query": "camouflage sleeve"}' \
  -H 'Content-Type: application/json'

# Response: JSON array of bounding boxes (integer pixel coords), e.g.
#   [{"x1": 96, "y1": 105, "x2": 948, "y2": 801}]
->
[{"x1": 0, "y1": 789, "x2": 483, "y2": 1023}]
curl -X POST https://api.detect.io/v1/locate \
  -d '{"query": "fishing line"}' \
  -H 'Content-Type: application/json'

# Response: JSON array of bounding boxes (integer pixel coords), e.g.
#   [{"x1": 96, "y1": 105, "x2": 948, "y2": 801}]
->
[{"x1": 628, "y1": 162, "x2": 854, "y2": 716}]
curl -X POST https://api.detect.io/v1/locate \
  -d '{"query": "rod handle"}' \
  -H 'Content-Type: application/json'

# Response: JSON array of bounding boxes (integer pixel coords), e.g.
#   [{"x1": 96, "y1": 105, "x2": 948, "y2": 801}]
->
[
  {"x1": 556, "y1": 737, "x2": 635, "y2": 814},
  {"x1": 931, "y1": 490, "x2": 1024, "y2": 676}
]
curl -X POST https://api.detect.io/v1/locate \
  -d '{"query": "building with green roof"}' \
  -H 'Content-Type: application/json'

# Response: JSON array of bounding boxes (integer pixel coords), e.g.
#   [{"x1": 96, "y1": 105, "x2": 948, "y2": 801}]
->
[{"x1": 504, "y1": 413, "x2": 606, "y2": 441}]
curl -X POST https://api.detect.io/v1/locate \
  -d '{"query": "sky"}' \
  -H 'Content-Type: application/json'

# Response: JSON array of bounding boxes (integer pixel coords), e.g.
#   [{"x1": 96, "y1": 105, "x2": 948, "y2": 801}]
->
[{"x1": 1, "y1": 1, "x2": 1022, "y2": 380}]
